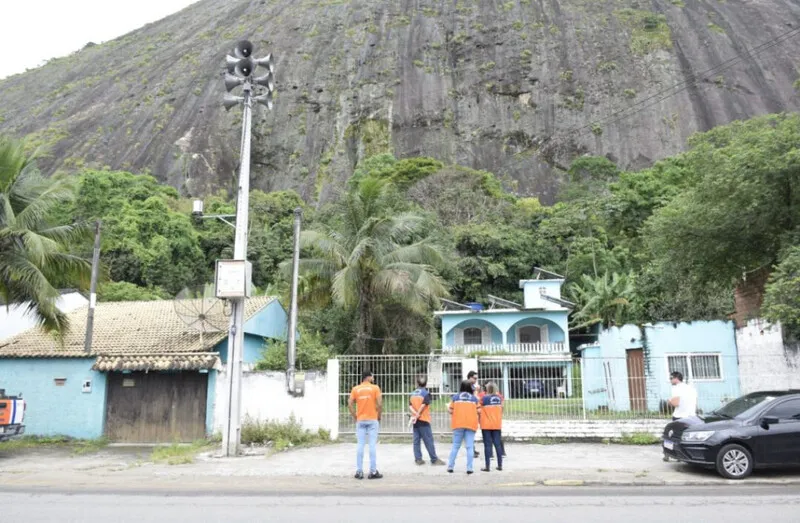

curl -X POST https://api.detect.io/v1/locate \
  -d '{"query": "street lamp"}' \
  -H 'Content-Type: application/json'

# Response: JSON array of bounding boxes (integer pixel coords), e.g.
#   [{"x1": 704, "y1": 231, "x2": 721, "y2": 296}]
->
[
  {"x1": 192, "y1": 199, "x2": 236, "y2": 229},
  {"x1": 218, "y1": 40, "x2": 275, "y2": 457}
]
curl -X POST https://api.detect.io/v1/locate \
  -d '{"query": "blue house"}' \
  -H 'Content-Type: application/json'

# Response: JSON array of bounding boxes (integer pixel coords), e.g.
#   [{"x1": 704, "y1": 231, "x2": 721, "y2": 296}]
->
[
  {"x1": 579, "y1": 321, "x2": 741, "y2": 415},
  {"x1": 0, "y1": 296, "x2": 288, "y2": 442},
  {"x1": 434, "y1": 269, "x2": 576, "y2": 398}
]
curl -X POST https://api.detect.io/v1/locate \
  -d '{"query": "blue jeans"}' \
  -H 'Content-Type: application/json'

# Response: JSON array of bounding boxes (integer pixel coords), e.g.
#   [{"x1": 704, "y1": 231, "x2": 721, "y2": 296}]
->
[
  {"x1": 356, "y1": 420, "x2": 379, "y2": 474},
  {"x1": 413, "y1": 422, "x2": 438, "y2": 462},
  {"x1": 482, "y1": 429, "x2": 503, "y2": 469},
  {"x1": 447, "y1": 428, "x2": 475, "y2": 472}
]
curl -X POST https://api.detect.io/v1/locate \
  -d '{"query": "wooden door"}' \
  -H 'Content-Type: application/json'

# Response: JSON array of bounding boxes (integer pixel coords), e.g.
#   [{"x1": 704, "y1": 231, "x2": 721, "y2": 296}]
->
[
  {"x1": 105, "y1": 372, "x2": 208, "y2": 443},
  {"x1": 626, "y1": 349, "x2": 647, "y2": 412}
]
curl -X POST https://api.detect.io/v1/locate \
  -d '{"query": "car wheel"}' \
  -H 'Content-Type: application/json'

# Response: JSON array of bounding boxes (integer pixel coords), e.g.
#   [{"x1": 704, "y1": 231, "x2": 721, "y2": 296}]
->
[{"x1": 715, "y1": 444, "x2": 753, "y2": 480}]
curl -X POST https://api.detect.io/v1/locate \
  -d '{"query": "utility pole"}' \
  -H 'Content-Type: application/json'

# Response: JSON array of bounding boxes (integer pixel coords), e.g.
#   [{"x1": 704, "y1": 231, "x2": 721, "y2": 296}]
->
[
  {"x1": 84, "y1": 220, "x2": 101, "y2": 353},
  {"x1": 220, "y1": 40, "x2": 274, "y2": 457},
  {"x1": 287, "y1": 208, "x2": 302, "y2": 394}
]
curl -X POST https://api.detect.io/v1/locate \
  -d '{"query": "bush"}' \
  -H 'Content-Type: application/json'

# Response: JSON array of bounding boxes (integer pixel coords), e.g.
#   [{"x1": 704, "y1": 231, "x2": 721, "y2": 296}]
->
[
  {"x1": 254, "y1": 327, "x2": 331, "y2": 371},
  {"x1": 240, "y1": 415, "x2": 331, "y2": 452}
]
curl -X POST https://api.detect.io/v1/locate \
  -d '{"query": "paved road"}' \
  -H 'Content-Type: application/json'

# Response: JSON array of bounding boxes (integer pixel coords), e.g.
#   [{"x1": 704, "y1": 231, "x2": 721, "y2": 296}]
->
[{"x1": 5, "y1": 486, "x2": 800, "y2": 522}]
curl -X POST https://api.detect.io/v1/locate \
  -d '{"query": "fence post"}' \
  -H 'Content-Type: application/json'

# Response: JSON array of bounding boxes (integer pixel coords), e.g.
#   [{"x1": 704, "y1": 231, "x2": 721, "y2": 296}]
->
[{"x1": 326, "y1": 358, "x2": 340, "y2": 440}]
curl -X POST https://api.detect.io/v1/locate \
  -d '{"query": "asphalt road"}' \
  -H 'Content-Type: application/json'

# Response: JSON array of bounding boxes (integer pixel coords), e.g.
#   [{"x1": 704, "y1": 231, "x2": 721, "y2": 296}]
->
[{"x1": 5, "y1": 486, "x2": 800, "y2": 522}]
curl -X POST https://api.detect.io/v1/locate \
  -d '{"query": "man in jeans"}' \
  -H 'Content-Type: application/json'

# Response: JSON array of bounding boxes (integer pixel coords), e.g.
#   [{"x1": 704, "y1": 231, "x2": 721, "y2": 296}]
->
[
  {"x1": 348, "y1": 370, "x2": 383, "y2": 479},
  {"x1": 409, "y1": 375, "x2": 446, "y2": 466}
]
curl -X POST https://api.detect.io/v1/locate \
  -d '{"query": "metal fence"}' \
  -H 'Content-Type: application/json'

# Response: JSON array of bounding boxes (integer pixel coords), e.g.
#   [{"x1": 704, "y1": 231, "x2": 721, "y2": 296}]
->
[{"x1": 336, "y1": 354, "x2": 784, "y2": 435}]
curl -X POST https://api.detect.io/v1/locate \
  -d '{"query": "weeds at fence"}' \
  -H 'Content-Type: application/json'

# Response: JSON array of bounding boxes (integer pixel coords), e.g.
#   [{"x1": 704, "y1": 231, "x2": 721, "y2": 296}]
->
[
  {"x1": 150, "y1": 440, "x2": 215, "y2": 465},
  {"x1": 241, "y1": 415, "x2": 332, "y2": 453},
  {"x1": 612, "y1": 432, "x2": 661, "y2": 445}
]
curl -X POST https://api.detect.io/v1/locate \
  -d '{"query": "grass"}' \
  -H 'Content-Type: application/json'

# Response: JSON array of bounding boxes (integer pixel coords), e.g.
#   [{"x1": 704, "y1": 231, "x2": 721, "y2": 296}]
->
[
  {"x1": 150, "y1": 440, "x2": 215, "y2": 465},
  {"x1": 241, "y1": 415, "x2": 332, "y2": 453},
  {"x1": 612, "y1": 432, "x2": 661, "y2": 445},
  {"x1": 0, "y1": 436, "x2": 109, "y2": 455},
  {"x1": 615, "y1": 9, "x2": 673, "y2": 56}
]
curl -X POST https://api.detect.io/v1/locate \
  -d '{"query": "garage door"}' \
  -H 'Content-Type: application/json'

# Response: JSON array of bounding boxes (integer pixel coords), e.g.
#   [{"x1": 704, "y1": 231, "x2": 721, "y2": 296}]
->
[{"x1": 105, "y1": 372, "x2": 208, "y2": 443}]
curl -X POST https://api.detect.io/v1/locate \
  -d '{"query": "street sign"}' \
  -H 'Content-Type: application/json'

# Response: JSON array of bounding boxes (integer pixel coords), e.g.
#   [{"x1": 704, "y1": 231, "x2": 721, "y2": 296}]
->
[{"x1": 214, "y1": 260, "x2": 252, "y2": 298}]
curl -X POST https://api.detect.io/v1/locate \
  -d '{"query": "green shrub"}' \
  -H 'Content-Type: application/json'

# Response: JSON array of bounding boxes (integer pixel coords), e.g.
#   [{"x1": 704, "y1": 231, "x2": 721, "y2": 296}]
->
[{"x1": 240, "y1": 415, "x2": 332, "y2": 451}]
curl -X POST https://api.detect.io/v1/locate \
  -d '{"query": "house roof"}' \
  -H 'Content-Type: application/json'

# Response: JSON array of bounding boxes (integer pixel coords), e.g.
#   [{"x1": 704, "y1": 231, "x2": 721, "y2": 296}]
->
[
  {"x1": 92, "y1": 353, "x2": 221, "y2": 372},
  {"x1": 0, "y1": 296, "x2": 276, "y2": 359}
]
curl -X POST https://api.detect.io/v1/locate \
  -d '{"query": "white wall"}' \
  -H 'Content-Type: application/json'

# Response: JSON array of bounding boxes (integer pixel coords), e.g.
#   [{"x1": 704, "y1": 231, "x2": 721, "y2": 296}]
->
[
  {"x1": 0, "y1": 292, "x2": 88, "y2": 341},
  {"x1": 736, "y1": 319, "x2": 800, "y2": 393},
  {"x1": 214, "y1": 369, "x2": 332, "y2": 436}
]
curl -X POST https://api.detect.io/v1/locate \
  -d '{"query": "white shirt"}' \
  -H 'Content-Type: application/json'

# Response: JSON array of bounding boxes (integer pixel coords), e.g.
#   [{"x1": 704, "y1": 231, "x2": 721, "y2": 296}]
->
[{"x1": 671, "y1": 382, "x2": 697, "y2": 419}]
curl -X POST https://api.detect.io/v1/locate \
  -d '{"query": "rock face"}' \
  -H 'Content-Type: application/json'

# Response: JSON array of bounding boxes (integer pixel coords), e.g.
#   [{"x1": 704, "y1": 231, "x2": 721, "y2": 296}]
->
[{"x1": 1, "y1": 0, "x2": 799, "y2": 204}]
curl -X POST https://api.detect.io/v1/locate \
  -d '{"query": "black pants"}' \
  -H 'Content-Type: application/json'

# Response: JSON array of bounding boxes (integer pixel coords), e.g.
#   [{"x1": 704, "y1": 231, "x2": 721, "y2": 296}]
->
[{"x1": 482, "y1": 429, "x2": 503, "y2": 469}]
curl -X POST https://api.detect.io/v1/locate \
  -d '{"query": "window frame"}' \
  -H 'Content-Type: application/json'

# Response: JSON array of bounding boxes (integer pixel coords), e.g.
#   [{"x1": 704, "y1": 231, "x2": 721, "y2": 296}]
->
[
  {"x1": 462, "y1": 327, "x2": 483, "y2": 346},
  {"x1": 665, "y1": 353, "x2": 724, "y2": 383},
  {"x1": 516, "y1": 324, "x2": 549, "y2": 344}
]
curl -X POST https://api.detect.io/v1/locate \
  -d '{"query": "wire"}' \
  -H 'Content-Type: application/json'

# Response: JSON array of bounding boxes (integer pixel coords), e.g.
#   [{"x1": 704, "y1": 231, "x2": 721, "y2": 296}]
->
[{"x1": 542, "y1": 25, "x2": 800, "y2": 146}]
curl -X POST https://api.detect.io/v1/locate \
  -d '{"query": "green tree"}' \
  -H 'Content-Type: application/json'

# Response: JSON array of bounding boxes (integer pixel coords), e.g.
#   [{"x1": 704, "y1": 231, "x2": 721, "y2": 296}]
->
[
  {"x1": 762, "y1": 246, "x2": 800, "y2": 340},
  {"x1": 255, "y1": 327, "x2": 332, "y2": 371},
  {"x1": 98, "y1": 281, "x2": 169, "y2": 302},
  {"x1": 296, "y1": 178, "x2": 448, "y2": 354},
  {"x1": 568, "y1": 272, "x2": 638, "y2": 329},
  {"x1": 0, "y1": 137, "x2": 90, "y2": 333}
]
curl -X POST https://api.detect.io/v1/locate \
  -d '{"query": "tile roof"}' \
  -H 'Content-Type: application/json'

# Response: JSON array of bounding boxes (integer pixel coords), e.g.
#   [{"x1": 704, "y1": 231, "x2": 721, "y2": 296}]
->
[
  {"x1": 0, "y1": 296, "x2": 276, "y2": 359},
  {"x1": 92, "y1": 353, "x2": 221, "y2": 372}
]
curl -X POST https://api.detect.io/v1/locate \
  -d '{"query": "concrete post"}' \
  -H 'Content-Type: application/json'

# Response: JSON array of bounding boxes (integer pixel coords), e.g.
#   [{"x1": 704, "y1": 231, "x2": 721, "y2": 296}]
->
[{"x1": 326, "y1": 358, "x2": 340, "y2": 440}]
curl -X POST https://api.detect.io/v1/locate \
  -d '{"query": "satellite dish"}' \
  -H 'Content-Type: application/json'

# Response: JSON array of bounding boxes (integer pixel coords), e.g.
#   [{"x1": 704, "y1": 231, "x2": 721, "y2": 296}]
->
[{"x1": 174, "y1": 284, "x2": 230, "y2": 335}]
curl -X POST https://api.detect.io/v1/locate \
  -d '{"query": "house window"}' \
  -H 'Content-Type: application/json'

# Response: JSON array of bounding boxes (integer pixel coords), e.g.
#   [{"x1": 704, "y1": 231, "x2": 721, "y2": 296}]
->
[
  {"x1": 519, "y1": 326, "x2": 542, "y2": 343},
  {"x1": 463, "y1": 327, "x2": 483, "y2": 345},
  {"x1": 667, "y1": 354, "x2": 722, "y2": 381}
]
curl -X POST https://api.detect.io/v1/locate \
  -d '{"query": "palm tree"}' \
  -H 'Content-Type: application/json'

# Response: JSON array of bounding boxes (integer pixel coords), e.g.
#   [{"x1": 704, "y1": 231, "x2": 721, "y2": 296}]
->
[
  {"x1": 0, "y1": 137, "x2": 90, "y2": 334},
  {"x1": 568, "y1": 271, "x2": 637, "y2": 330},
  {"x1": 296, "y1": 178, "x2": 448, "y2": 353}
]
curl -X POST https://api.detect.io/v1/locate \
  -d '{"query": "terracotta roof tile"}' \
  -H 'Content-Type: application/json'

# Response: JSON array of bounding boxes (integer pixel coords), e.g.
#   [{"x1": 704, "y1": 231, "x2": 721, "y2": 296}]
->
[
  {"x1": 92, "y1": 353, "x2": 221, "y2": 372},
  {"x1": 0, "y1": 297, "x2": 276, "y2": 358}
]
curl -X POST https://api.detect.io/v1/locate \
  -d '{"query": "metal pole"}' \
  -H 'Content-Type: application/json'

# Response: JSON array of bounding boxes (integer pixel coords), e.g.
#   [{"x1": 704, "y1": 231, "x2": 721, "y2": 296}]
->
[
  {"x1": 84, "y1": 220, "x2": 101, "y2": 353},
  {"x1": 222, "y1": 82, "x2": 253, "y2": 457},
  {"x1": 286, "y1": 208, "x2": 302, "y2": 394}
]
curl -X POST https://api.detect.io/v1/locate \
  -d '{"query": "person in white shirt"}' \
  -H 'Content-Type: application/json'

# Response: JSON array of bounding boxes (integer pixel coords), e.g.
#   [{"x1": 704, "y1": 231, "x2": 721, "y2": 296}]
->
[{"x1": 668, "y1": 371, "x2": 697, "y2": 421}]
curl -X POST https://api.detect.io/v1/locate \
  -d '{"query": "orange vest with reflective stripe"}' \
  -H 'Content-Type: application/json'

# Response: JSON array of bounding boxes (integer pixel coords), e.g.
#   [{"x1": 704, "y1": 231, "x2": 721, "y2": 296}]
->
[
  {"x1": 450, "y1": 392, "x2": 479, "y2": 431},
  {"x1": 480, "y1": 394, "x2": 503, "y2": 430}
]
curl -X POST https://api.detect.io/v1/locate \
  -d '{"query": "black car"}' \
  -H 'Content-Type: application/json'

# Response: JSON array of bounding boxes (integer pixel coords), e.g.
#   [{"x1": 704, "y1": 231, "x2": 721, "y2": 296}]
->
[{"x1": 662, "y1": 390, "x2": 800, "y2": 479}]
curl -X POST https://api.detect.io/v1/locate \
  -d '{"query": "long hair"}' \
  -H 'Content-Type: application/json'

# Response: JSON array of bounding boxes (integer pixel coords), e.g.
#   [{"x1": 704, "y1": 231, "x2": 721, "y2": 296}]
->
[
  {"x1": 485, "y1": 381, "x2": 499, "y2": 395},
  {"x1": 459, "y1": 380, "x2": 474, "y2": 394}
]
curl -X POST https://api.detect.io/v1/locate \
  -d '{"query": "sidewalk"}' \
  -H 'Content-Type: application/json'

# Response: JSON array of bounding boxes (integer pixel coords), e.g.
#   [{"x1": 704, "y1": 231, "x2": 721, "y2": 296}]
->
[{"x1": 2, "y1": 442, "x2": 800, "y2": 493}]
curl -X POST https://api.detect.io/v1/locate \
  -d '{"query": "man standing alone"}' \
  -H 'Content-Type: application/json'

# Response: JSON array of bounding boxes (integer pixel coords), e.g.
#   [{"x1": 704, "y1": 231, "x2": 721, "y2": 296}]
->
[
  {"x1": 409, "y1": 376, "x2": 446, "y2": 466},
  {"x1": 349, "y1": 370, "x2": 383, "y2": 480},
  {"x1": 669, "y1": 371, "x2": 697, "y2": 421}
]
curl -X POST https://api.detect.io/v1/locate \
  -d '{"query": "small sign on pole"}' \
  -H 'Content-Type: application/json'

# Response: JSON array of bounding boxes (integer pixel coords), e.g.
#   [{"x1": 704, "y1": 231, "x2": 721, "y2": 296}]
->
[{"x1": 214, "y1": 260, "x2": 253, "y2": 298}]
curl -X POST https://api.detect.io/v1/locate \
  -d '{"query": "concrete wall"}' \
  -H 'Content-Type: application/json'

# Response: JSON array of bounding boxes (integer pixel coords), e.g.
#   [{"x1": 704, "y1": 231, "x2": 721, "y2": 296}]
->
[
  {"x1": 583, "y1": 321, "x2": 740, "y2": 414},
  {"x1": 521, "y1": 279, "x2": 563, "y2": 310},
  {"x1": 0, "y1": 359, "x2": 106, "y2": 439},
  {"x1": 213, "y1": 369, "x2": 332, "y2": 436},
  {"x1": 504, "y1": 419, "x2": 667, "y2": 439},
  {"x1": 736, "y1": 319, "x2": 800, "y2": 393}
]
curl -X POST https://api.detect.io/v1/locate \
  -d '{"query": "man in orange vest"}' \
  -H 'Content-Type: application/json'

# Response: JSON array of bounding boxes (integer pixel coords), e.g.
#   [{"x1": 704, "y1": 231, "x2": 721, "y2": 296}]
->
[
  {"x1": 348, "y1": 370, "x2": 383, "y2": 480},
  {"x1": 409, "y1": 375, "x2": 446, "y2": 466}
]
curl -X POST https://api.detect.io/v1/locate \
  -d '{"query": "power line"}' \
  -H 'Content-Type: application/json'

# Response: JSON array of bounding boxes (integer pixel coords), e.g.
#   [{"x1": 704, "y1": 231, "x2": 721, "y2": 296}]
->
[{"x1": 543, "y1": 25, "x2": 800, "y2": 146}]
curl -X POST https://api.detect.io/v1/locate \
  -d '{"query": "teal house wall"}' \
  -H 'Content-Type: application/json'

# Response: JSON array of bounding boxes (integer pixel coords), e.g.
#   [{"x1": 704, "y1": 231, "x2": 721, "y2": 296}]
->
[
  {"x1": 580, "y1": 321, "x2": 740, "y2": 414},
  {"x1": 215, "y1": 300, "x2": 290, "y2": 364},
  {"x1": 0, "y1": 359, "x2": 107, "y2": 439}
]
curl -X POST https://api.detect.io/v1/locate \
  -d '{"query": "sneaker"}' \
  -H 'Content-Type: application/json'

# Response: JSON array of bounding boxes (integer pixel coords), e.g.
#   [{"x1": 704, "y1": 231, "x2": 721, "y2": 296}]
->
[
  {"x1": 474, "y1": 451, "x2": 480, "y2": 458},
  {"x1": 431, "y1": 459, "x2": 446, "y2": 466},
  {"x1": 481, "y1": 467, "x2": 491, "y2": 472},
  {"x1": 354, "y1": 471, "x2": 364, "y2": 480},
  {"x1": 368, "y1": 471, "x2": 383, "y2": 480},
  {"x1": 415, "y1": 459, "x2": 426, "y2": 466},
  {"x1": 447, "y1": 469, "x2": 454, "y2": 473}
]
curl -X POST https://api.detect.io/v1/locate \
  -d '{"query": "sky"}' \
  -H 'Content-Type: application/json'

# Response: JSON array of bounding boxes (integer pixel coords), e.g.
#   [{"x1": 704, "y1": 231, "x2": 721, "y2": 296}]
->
[{"x1": 0, "y1": 0, "x2": 200, "y2": 79}]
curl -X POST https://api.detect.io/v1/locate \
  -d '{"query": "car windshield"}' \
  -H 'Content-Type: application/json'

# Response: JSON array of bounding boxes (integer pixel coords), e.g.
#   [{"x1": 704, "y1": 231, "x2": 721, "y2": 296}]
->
[{"x1": 714, "y1": 392, "x2": 780, "y2": 418}]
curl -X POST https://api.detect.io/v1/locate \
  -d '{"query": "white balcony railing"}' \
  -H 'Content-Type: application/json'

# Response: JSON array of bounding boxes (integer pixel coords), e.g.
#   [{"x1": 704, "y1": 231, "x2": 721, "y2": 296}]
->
[{"x1": 443, "y1": 342, "x2": 569, "y2": 355}]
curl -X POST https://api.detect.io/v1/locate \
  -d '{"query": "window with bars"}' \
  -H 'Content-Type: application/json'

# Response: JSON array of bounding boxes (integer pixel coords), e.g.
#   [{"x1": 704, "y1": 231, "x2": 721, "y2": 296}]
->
[
  {"x1": 463, "y1": 327, "x2": 483, "y2": 345},
  {"x1": 667, "y1": 354, "x2": 722, "y2": 381}
]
